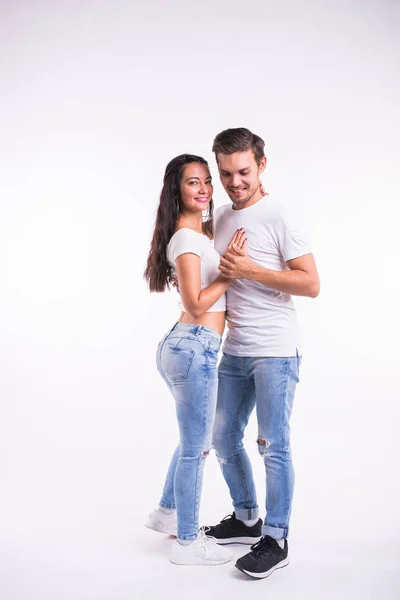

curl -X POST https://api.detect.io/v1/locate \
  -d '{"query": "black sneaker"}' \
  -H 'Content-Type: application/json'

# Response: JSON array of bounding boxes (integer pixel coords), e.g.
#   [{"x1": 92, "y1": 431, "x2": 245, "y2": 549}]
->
[
  {"x1": 235, "y1": 535, "x2": 289, "y2": 578},
  {"x1": 204, "y1": 512, "x2": 262, "y2": 544}
]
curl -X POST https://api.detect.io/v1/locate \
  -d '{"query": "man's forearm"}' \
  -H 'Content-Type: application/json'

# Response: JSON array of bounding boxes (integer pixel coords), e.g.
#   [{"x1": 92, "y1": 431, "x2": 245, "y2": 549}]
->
[{"x1": 247, "y1": 263, "x2": 320, "y2": 298}]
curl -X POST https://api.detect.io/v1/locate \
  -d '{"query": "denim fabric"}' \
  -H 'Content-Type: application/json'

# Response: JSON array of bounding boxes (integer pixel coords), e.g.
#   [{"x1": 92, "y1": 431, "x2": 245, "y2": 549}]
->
[
  {"x1": 212, "y1": 352, "x2": 301, "y2": 539},
  {"x1": 156, "y1": 322, "x2": 222, "y2": 541}
]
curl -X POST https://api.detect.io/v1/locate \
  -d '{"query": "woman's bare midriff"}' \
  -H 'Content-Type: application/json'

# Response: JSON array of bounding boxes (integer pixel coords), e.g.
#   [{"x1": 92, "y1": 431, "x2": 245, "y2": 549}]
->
[{"x1": 178, "y1": 311, "x2": 226, "y2": 337}]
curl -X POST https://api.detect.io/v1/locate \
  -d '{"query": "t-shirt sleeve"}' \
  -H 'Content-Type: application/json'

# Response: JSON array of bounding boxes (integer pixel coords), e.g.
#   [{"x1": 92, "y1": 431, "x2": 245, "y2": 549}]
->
[
  {"x1": 169, "y1": 230, "x2": 202, "y2": 262},
  {"x1": 275, "y1": 207, "x2": 312, "y2": 262}
]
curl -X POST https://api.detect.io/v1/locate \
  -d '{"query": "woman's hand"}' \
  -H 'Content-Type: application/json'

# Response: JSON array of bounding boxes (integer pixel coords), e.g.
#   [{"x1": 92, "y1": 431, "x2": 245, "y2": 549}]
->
[
  {"x1": 227, "y1": 228, "x2": 247, "y2": 255},
  {"x1": 219, "y1": 228, "x2": 256, "y2": 280}
]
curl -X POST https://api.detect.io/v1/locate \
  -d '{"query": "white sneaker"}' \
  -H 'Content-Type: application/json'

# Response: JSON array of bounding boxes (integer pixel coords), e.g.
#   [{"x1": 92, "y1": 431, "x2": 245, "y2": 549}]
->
[
  {"x1": 145, "y1": 508, "x2": 177, "y2": 536},
  {"x1": 169, "y1": 530, "x2": 234, "y2": 565}
]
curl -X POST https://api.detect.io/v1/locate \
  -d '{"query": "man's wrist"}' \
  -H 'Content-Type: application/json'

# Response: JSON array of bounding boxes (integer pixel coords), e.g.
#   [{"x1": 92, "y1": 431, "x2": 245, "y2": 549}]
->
[{"x1": 246, "y1": 262, "x2": 262, "y2": 281}]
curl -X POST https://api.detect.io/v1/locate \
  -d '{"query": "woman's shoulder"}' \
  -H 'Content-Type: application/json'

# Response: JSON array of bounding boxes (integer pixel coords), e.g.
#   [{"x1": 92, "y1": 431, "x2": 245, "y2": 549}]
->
[
  {"x1": 167, "y1": 228, "x2": 208, "y2": 260},
  {"x1": 169, "y1": 228, "x2": 207, "y2": 245}
]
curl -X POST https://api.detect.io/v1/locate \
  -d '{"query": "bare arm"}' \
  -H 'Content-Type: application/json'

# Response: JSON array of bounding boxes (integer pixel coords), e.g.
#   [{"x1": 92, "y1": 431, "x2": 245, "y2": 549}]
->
[
  {"x1": 176, "y1": 254, "x2": 230, "y2": 318},
  {"x1": 251, "y1": 253, "x2": 320, "y2": 297},
  {"x1": 219, "y1": 246, "x2": 320, "y2": 298},
  {"x1": 176, "y1": 229, "x2": 247, "y2": 318}
]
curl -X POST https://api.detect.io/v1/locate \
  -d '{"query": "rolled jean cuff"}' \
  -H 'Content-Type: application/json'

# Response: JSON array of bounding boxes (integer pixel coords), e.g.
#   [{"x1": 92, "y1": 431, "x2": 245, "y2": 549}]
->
[
  {"x1": 262, "y1": 524, "x2": 288, "y2": 539},
  {"x1": 159, "y1": 502, "x2": 176, "y2": 510},
  {"x1": 178, "y1": 533, "x2": 198, "y2": 541},
  {"x1": 235, "y1": 506, "x2": 259, "y2": 521}
]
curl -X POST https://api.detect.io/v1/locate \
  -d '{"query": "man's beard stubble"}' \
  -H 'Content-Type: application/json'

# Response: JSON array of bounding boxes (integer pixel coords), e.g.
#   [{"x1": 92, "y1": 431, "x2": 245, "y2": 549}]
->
[{"x1": 229, "y1": 181, "x2": 260, "y2": 209}]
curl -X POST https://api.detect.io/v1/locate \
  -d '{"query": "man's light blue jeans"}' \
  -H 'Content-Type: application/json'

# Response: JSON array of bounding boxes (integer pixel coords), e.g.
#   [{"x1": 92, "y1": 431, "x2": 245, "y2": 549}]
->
[
  {"x1": 212, "y1": 352, "x2": 301, "y2": 540},
  {"x1": 156, "y1": 322, "x2": 222, "y2": 541}
]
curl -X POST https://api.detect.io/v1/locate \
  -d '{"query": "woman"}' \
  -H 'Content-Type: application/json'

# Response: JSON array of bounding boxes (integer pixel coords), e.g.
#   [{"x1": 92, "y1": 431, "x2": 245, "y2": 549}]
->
[{"x1": 144, "y1": 154, "x2": 246, "y2": 565}]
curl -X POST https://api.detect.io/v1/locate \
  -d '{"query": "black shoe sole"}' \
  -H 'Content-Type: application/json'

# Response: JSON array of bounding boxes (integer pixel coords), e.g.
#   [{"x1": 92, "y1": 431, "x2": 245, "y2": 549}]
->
[{"x1": 235, "y1": 557, "x2": 289, "y2": 579}]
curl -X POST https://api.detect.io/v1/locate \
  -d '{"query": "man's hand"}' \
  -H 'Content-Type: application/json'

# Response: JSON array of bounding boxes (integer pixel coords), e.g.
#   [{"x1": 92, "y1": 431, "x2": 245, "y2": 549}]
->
[{"x1": 218, "y1": 233, "x2": 255, "y2": 280}]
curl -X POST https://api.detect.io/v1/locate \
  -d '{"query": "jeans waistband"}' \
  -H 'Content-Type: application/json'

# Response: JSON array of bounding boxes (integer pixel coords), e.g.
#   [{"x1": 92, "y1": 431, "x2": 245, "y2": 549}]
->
[{"x1": 170, "y1": 322, "x2": 222, "y2": 343}]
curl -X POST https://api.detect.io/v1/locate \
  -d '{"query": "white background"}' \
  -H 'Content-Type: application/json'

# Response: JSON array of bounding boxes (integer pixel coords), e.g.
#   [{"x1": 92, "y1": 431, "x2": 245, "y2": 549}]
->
[{"x1": 1, "y1": 1, "x2": 399, "y2": 598}]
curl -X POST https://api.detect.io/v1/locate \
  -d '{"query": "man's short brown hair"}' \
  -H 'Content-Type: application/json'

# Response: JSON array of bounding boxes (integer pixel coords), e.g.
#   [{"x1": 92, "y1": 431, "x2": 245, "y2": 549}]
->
[{"x1": 212, "y1": 127, "x2": 265, "y2": 165}]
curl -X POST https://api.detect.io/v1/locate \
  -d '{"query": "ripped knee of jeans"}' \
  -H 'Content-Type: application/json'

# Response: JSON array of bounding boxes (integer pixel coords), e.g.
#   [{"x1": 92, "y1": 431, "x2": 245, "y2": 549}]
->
[
  {"x1": 215, "y1": 451, "x2": 228, "y2": 466},
  {"x1": 257, "y1": 438, "x2": 271, "y2": 457}
]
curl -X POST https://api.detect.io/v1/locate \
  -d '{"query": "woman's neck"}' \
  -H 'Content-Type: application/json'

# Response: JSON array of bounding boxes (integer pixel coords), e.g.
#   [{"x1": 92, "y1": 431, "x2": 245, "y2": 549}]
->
[{"x1": 176, "y1": 213, "x2": 203, "y2": 234}]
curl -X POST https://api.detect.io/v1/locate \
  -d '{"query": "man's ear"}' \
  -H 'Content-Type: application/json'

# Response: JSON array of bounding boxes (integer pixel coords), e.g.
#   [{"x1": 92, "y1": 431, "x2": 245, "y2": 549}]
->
[{"x1": 258, "y1": 156, "x2": 267, "y2": 174}]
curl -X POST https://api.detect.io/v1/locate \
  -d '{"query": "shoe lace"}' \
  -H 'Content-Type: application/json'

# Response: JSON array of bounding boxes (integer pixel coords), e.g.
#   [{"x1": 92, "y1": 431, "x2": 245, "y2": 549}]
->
[
  {"x1": 198, "y1": 527, "x2": 218, "y2": 557},
  {"x1": 250, "y1": 536, "x2": 277, "y2": 558},
  {"x1": 220, "y1": 513, "x2": 234, "y2": 524},
  {"x1": 203, "y1": 514, "x2": 234, "y2": 535}
]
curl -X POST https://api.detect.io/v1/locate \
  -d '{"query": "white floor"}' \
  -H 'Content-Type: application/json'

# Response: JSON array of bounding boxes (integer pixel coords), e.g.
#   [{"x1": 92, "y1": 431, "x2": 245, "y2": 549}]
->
[
  {"x1": 1, "y1": 385, "x2": 399, "y2": 600},
  {"x1": 1, "y1": 508, "x2": 399, "y2": 600}
]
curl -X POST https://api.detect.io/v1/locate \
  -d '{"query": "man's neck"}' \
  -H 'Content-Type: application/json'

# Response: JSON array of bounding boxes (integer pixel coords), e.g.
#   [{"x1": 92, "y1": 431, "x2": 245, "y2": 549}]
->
[{"x1": 232, "y1": 188, "x2": 265, "y2": 211}]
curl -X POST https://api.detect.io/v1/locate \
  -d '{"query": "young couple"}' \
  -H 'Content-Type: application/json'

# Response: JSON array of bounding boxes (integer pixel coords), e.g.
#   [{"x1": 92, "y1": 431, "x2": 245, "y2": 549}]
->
[{"x1": 144, "y1": 127, "x2": 320, "y2": 579}]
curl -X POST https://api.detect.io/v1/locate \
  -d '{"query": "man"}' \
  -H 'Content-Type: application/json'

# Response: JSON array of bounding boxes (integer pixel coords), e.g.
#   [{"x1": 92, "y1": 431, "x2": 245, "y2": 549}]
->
[{"x1": 205, "y1": 128, "x2": 320, "y2": 579}]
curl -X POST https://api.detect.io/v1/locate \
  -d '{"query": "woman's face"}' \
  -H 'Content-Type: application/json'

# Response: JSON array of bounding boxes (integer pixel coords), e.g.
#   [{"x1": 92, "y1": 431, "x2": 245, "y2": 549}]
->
[{"x1": 179, "y1": 163, "x2": 213, "y2": 213}]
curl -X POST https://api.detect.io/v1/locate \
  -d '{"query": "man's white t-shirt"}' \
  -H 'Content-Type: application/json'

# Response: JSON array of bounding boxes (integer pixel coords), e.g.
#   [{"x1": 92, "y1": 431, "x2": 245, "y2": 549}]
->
[{"x1": 214, "y1": 196, "x2": 312, "y2": 357}]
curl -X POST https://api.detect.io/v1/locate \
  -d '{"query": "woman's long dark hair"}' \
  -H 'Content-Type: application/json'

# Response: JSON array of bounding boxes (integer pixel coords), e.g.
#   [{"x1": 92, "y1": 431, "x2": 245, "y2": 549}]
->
[{"x1": 144, "y1": 154, "x2": 214, "y2": 293}]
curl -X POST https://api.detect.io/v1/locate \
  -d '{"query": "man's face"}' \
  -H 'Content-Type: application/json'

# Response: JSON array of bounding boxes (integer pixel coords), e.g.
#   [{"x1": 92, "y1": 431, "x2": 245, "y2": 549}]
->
[{"x1": 217, "y1": 149, "x2": 266, "y2": 209}]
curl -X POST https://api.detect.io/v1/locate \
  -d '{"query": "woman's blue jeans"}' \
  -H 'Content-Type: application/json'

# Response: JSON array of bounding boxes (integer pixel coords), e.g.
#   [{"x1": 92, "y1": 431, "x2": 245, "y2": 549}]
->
[{"x1": 156, "y1": 322, "x2": 222, "y2": 541}]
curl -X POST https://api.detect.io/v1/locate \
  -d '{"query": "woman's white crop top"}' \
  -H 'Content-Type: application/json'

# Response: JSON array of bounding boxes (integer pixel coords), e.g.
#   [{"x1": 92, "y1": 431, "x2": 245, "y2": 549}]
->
[{"x1": 166, "y1": 228, "x2": 226, "y2": 312}]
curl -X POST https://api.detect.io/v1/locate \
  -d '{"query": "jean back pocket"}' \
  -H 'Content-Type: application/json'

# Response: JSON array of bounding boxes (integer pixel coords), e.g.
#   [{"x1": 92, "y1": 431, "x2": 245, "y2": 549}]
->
[{"x1": 163, "y1": 342, "x2": 195, "y2": 383}]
